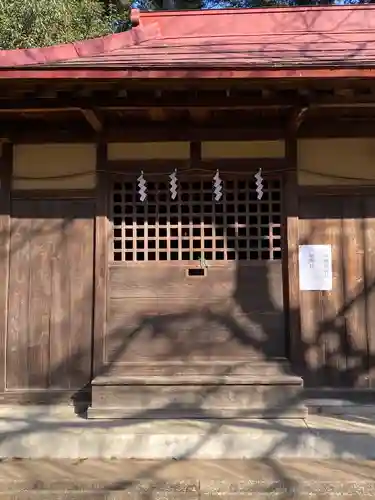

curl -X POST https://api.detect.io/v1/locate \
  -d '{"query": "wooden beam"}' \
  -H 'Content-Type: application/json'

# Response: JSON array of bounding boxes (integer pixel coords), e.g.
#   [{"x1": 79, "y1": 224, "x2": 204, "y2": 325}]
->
[
  {"x1": 1, "y1": 67, "x2": 375, "y2": 81},
  {"x1": 190, "y1": 141, "x2": 201, "y2": 170},
  {"x1": 298, "y1": 185, "x2": 375, "y2": 197},
  {"x1": 92, "y1": 142, "x2": 109, "y2": 378},
  {"x1": 1, "y1": 123, "x2": 285, "y2": 143},
  {"x1": 0, "y1": 96, "x2": 290, "y2": 112},
  {"x1": 189, "y1": 109, "x2": 211, "y2": 122},
  {"x1": 107, "y1": 158, "x2": 288, "y2": 175},
  {"x1": 0, "y1": 92, "x2": 375, "y2": 113},
  {"x1": 149, "y1": 108, "x2": 166, "y2": 122},
  {"x1": 284, "y1": 118, "x2": 301, "y2": 371},
  {"x1": 288, "y1": 106, "x2": 309, "y2": 134},
  {"x1": 0, "y1": 125, "x2": 94, "y2": 143},
  {"x1": 0, "y1": 143, "x2": 12, "y2": 393},
  {"x1": 0, "y1": 389, "x2": 90, "y2": 405},
  {"x1": 2, "y1": 118, "x2": 375, "y2": 143},
  {"x1": 12, "y1": 189, "x2": 95, "y2": 200},
  {"x1": 80, "y1": 108, "x2": 102, "y2": 133}
]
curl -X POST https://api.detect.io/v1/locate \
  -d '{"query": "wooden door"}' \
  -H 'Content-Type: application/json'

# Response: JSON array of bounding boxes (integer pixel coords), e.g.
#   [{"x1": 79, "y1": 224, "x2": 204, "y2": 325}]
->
[
  {"x1": 299, "y1": 193, "x2": 375, "y2": 388},
  {"x1": 104, "y1": 174, "x2": 285, "y2": 369}
]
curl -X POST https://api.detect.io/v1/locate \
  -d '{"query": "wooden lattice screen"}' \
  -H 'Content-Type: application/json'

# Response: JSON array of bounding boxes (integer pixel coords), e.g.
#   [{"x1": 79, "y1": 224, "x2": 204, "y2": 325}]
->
[{"x1": 111, "y1": 178, "x2": 282, "y2": 262}]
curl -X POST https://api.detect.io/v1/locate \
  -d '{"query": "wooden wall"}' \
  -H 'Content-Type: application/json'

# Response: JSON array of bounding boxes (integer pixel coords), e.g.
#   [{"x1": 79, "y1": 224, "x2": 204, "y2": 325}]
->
[
  {"x1": 13, "y1": 144, "x2": 96, "y2": 190},
  {"x1": 0, "y1": 143, "x2": 96, "y2": 403},
  {"x1": 107, "y1": 140, "x2": 285, "y2": 160},
  {"x1": 298, "y1": 139, "x2": 375, "y2": 185},
  {"x1": 107, "y1": 142, "x2": 190, "y2": 160},
  {"x1": 297, "y1": 139, "x2": 375, "y2": 388},
  {"x1": 7, "y1": 198, "x2": 94, "y2": 393},
  {"x1": 1, "y1": 136, "x2": 375, "y2": 398}
]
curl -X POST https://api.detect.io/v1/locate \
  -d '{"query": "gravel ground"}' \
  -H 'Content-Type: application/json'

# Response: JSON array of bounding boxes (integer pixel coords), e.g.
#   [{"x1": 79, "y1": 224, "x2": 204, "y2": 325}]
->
[{"x1": 0, "y1": 458, "x2": 374, "y2": 498}]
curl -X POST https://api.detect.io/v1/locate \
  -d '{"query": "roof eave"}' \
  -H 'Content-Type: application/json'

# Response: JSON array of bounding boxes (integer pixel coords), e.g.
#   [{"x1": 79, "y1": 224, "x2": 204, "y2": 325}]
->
[{"x1": 0, "y1": 66, "x2": 374, "y2": 81}]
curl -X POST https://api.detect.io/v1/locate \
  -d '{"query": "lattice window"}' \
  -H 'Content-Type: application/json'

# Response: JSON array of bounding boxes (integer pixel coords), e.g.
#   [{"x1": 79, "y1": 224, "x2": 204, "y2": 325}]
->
[{"x1": 111, "y1": 178, "x2": 282, "y2": 262}]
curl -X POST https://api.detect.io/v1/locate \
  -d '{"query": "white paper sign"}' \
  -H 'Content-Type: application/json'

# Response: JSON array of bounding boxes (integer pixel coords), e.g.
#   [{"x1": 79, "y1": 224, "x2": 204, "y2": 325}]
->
[{"x1": 299, "y1": 244, "x2": 332, "y2": 291}]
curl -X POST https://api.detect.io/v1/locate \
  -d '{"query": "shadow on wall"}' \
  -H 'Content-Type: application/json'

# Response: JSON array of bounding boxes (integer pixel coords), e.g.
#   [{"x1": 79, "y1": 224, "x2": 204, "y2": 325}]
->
[
  {"x1": 4, "y1": 182, "x2": 375, "y2": 405},
  {"x1": 2, "y1": 187, "x2": 375, "y2": 498}
]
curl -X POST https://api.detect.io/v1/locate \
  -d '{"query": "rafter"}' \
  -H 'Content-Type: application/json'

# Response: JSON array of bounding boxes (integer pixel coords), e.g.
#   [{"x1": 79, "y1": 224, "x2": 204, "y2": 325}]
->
[
  {"x1": 80, "y1": 108, "x2": 102, "y2": 133},
  {"x1": 288, "y1": 106, "x2": 309, "y2": 134}
]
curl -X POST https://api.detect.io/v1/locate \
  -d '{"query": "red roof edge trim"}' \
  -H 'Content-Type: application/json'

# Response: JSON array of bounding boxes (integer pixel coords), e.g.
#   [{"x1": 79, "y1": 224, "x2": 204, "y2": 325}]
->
[
  {"x1": 0, "y1": 9, "x2": 158, "y2": 68},
  {"x1": 1, "y1": 67, "x2": 374, "y2": 80},
  {"x1": 138, "y1": 4, "x2": 375, "y2": 39},
  {"x1": 138, "y1": 3, "x2": 375, "y2": 20}
]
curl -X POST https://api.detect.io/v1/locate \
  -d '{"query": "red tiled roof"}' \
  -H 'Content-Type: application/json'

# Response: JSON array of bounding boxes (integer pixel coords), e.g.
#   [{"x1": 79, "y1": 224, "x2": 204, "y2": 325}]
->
[{"x1": 1, "y1": 5, "x2": 375, "y2": 78}]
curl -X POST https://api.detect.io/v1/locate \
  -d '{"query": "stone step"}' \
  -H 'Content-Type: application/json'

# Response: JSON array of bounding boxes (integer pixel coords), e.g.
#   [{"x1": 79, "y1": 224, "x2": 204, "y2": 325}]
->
[
  {"x1": 93, "y1": 374, "x2": 301, "y2": 385},
  {"x1": 89, "y1": 383, "x2": 306, "y2": 419},
  {"x1": 93, "y1": 359, "x2": 298, "y2": 386},
  {"x1": 89, "y1": 359, "x2": 305, "y2": 419}
]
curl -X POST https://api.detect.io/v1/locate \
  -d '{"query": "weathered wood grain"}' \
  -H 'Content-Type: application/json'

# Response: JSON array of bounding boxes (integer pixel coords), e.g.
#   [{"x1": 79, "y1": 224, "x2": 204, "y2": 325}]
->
[
  {"x1": 92, "y1": 143, "x2": 108, "y2": 378},
  {"x1": 0, "y1": 144, "x2": 12, "y2": 392},
  {"x1": 364, "y1": 196, "x2": 375, "y2": 388},
  {"x1": 298, "y1": 193, "x2": 375, "y2": 388},
  {"x1": 7, "y1": 199, "x2": 94, "y2": 391}
]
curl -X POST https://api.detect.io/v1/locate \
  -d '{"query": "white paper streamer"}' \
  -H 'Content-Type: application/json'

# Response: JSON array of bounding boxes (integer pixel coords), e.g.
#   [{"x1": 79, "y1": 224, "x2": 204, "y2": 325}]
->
[
  {"x1": 213, "y1": 169, "x2": 223, "y2": 202},
  {"x1": 137, "y1": 171, "x2": 147, "y2": 202},
  {"x1": 255, "y1": 168, "x2": 263, "y2": 200},
  {"x1": 169, "y1": 169, "x2": 178, "y2": 200}
]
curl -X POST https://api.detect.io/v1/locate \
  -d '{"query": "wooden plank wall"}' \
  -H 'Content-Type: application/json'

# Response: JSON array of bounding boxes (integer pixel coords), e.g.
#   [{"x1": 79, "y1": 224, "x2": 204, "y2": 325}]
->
[
  {"x1": 298, "y1": 193, "x2": 375, "y2": 388},
  {"x1": 0, "y1": 145, "x2": 12, "y2": 395},
  {"x1": 5, "y1": 198, "x2": 94, "y2": 397}
]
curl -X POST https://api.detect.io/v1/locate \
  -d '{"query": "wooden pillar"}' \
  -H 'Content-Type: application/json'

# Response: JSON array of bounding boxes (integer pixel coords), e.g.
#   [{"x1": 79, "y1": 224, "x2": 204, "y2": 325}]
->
[
  {"x1": 92, "y1": 142, "x2": 109, "y2": 379},
  {"x1": 190, "y1": 141, "x2": 201, "y2": 169},
  {"x1": 0, "y1": 143, "x2": 12, "y2": 392},
  {"x1": 284, "y1": 129, "x2": 302, "y2": 371}
]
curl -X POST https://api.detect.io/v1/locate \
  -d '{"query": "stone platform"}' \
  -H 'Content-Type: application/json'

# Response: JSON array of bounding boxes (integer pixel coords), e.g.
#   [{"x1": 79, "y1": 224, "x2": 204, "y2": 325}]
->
[{"x1": 0, "y1": 405, "x2": 374, "y2": 460}]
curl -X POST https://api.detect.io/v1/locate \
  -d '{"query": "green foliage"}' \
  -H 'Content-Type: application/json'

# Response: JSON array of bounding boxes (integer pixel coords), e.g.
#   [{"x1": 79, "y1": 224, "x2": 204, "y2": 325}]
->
[
  {"x1": 0, "y1": 0, "x2": 368, "y2": 50},
  {"x1": 0, "y1": 0, "x2": 126, "y2": 50}
]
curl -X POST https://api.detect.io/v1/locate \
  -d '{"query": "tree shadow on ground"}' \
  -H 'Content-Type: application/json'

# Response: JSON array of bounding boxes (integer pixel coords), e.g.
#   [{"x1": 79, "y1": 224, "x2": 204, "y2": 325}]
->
[{"x1": 2, "y1": 174, "x2": 375, "y2": 498}]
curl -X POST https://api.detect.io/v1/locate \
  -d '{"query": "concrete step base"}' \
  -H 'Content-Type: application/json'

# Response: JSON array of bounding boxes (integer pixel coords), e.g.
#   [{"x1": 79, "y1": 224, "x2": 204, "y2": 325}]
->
[
  {"x1": 0, "y1": 406, "x2": 375, "y2": 459},
  {"x1": 87, "y1": 405, "x2": 308, "y2": 419},
  {"x1": 308, "y1": 402, "x2": 375, "y2": 416}
]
